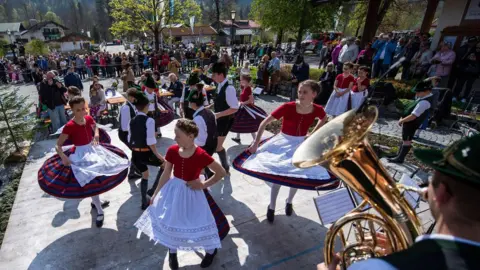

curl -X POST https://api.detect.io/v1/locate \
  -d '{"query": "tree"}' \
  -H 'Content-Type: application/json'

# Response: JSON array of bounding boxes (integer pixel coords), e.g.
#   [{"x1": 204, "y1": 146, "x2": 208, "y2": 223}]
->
[
  {"x1": 0, "y1": 85, "x2": 35, "y2": 162},
  {"x1": 0, "y1": 39, "x2": 8, "y2": 57},
  {"x1": 25, "y1": 40, "x2": 49, "y2": 56},
  {"x1": 92, "y1": 25, "x2": 101, "y2": 43},
  {"x1": 96, "y1": 0, "x2": 110, "y2": 41},
  {"x1": 251, "y1": 0, "x2": 339, "y2": 48},
  {"x1": 109, "y1": 0, "x2": 202, "y2": 50},
  {"x1": 44, "y1": 11, "x2": 63, "y2": 24}
]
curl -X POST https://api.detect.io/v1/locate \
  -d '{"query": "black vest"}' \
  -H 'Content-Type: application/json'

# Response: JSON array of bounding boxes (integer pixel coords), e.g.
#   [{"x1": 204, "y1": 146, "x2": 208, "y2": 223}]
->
[
  {"x1": 379, "y1": 239, "x2": 480, "y2": 270},
  {"x1": 214, "y1": 81, "x2": 231, "y2": 113},
  {"x1": 404, "y1": 94, "x2": 434, "y2": 129},
  {"x1": 197, "y1": 108, "x2": 217, "y2": 155},
  {"x1": 129, "y1": 114, "x2": 149, "y2": 148}
]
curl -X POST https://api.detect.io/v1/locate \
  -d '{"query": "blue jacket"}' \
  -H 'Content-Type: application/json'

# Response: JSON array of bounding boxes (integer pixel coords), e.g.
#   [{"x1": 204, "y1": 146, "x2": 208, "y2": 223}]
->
[
  {"x1": 372, "y1": 40, "x2": 397, "y2": 65},
  {"x1": 64, "y1": 72, "x2": 83, "y2": 90}
]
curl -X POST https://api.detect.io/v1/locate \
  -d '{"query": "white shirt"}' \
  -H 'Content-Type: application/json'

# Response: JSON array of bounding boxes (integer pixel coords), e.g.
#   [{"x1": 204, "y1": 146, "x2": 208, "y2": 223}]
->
[
  {"x1": 348, "y1": 234, "x2": 480, "y2": 270},
  {"x1": 411, "y1": 93, "x2": 432, "y2": 117},
  {"x1": 192, "y1": 106, "x2": 215, "y2": 147},
  {"x1": 127, "y1": 112, "x2": 157, "y2": 146},
  {"x1": 144, "y1": 90, "x2": 161, "y2": 112},
  {"x1": 119, "y1": 101, "x2": 137, "y2": 132},
  {"x1": 217, "y1": 78, "x2": 239, "y2": 109}
]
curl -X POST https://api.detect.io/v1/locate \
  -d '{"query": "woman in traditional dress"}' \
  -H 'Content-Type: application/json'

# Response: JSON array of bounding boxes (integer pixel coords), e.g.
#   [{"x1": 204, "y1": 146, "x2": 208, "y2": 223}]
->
[
  {"x1": 89, "y1": 80, "x2": 107, "y2": 121},
  {"x1": 134, "y1": 119, "x2": 230, "y2": 269},
  {"x1": 38, "y1": 96, "x2": 130, "y2": 227},
  {"x1": 350, "y1": 66, "x2": 370, "y2": 110},
  {"x1": 324, "y1": 62, "x2": 355, "y2": 117},
  {"x1": 231, "y1": 74, "x2": 267, "y2": 144},
  {"x1": 233, "y1": 80, "x2": 340, "y2": 223}
]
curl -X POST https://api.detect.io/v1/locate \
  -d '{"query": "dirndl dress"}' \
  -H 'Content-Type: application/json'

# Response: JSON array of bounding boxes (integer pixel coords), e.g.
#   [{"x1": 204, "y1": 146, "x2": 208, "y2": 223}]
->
[
  {"x1": 134, "y1": 176, "x2": 229, "y2": 251},
  {"x1": 38, "y1": 143, "x2": 130, "y2": 198},
  {"x1": 233, "y1": 133, "x2": 340, "y2": 190},
  {"x1": 230, "y1": 104, "x2": 267, "y2": 133},
  {"x1": 324, "y1": 88, "x2": 350, "y2": 117},
  {"x1": 154, "y1": 97, "x2": 175, "y2": 128},
  {"x1": 54, "y1": 124, "x2": 112, "y2": 146},
  {"x1": 350, "y1": 90, "x2": 368, "y2": 110}
]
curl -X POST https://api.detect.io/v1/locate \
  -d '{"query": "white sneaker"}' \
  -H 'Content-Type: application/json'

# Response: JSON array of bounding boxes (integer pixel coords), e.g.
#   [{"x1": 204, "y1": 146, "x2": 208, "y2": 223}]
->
[
  {"x1": 461, "y1": 99, "x2": 466, "y2": 103},
  {"x1": 452, "y1": 97, "x2": 457, "y2": 102}
]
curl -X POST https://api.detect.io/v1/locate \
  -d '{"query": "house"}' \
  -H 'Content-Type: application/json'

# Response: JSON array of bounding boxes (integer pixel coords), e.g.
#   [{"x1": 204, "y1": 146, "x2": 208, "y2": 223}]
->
[
  {"x1": 47, "y1": 33, "x2": 90, "y2": 52},
  {"x1": 0, "y1": 23, "x2": 27, "y2": 43},
  {"x1": 211, "y1": 20, "x2": 261, "y2": 45},
  {"x1": 20, "y1": 21, "x2": 68, "y2": 42},
  {"x1": 162, "y1": 25, "x2": 218, "y2": 44}
]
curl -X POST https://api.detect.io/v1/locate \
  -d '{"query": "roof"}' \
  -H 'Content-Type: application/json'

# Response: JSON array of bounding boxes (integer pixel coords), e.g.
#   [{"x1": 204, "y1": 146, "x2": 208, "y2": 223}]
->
[
  {"x1": 48, "y1": 33, "x2": 90, "y2": 42},
  {"x1": 0, "y1": 23, "x2": 26, "y2": 34},
  {"x1": 219, "y1": 20, "x2": 261, "y2": 29},
  {"x1": 162, "y1": 26, "x2": 218, "y2": 37},
  {"x1": 222, "y1": 28, "x2": 253, "y2": 36},
  {"x1": 27, "y1": 21, "x2": 69, "y2": 32}
]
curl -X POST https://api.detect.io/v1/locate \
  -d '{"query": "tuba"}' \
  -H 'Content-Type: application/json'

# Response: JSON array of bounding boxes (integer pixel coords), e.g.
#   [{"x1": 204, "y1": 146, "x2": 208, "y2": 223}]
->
[{"x1": 292, "y1": 106, "x2": 424, "y2": 269}]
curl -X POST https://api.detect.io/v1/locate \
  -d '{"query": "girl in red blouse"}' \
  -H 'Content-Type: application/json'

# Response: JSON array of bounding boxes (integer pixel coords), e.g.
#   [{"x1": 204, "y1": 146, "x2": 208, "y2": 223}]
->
[
  {"x1": 231, "y1": 74, "x2": 267, "y2": 144},
  {"x1": 350, "y1": 66, "x2": 371, "y2": 110},
  {"x1": 234, "y1": 80, "x2": 338, "y2": 223},
  {"x1": 325, "y1": 62, "x2": 355, "y2": 117},
  {"x1": 135, "y1": 119, "x2": 228, "y2": 269},
  {"x1": 38, "y1": 96, "x2": 130, "y2": 228}
]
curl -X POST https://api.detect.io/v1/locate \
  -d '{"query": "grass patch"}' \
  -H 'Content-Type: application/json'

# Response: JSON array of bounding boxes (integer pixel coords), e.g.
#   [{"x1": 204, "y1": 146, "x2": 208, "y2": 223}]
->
[{"x1": 0, "y1": 171, "x2": 22, "y2": 246}]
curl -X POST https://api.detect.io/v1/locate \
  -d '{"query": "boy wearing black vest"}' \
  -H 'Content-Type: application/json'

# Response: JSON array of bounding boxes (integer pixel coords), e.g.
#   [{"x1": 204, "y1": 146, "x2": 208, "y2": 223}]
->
[
  {"x1": 119, "y1": 88, "x2": 141, "y2": 180},
  {"x1": 187, "y1": 87, "x2": 218, "y2": 177},
  {"x1": 389, "y1": 80, "x2": 434, "y2": 164},
  {"x1": 211, "y1": 62, "x2": 239, "y2": 172},
  {"x1": 129, "y1": 92, "x2": 166, "y2": 209}
]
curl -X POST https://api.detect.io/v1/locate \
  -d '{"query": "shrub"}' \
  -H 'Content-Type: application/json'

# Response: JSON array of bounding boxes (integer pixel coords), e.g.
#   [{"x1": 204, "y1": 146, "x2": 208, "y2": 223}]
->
[{"x1": 371, "y1": 79, "x2": 418, "y2": 99}]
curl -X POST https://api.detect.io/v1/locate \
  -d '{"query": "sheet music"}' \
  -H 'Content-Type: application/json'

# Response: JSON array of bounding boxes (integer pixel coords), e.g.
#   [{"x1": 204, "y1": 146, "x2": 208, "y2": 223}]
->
[
  {"x1": 399, "y1": 174, "x2": 421, "y2": 209},
  {"x1": 351, "y1": 190, "x2": 371, "y2": 211},
  {"x1": 253, "y1": 87, "x2": 263, "y2": 95},
  {"x1": 313, "y1": 188, "x2": 355, "y2": 225}
]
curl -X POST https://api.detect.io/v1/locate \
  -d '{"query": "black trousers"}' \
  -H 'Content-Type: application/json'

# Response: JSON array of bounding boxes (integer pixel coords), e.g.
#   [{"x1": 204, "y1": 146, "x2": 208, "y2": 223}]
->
[
  {"x1": 402, "y1": 122, "x2": 419, "y2": 141},
  {"x1": 453, "y1": 73, "x2": 476, "y2": 99}
]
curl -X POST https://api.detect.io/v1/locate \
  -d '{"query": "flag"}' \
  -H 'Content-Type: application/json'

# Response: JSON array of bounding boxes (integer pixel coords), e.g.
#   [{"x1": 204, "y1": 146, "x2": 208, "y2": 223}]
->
[{"x1": 190, "y1": 16, "x2": 195, "y2": 34}]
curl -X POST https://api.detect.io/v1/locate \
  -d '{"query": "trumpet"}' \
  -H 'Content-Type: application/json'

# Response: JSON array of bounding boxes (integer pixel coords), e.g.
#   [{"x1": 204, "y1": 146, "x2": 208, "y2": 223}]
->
[{"x1": 292, "y1": 106, "x2": 424, "y2": 269}]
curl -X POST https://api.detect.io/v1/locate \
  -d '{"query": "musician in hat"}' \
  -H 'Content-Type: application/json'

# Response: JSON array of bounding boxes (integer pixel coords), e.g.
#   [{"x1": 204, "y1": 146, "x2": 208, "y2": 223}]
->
[
  {"x1": 388, "y1": 80, "x2": 433, "y2": 163},
  {"x1": 319, "y1": 134, "x2": 480, "y2": 270}
]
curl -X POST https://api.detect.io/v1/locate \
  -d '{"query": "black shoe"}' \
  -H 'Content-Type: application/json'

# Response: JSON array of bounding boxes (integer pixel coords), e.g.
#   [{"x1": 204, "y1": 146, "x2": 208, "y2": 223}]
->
[
  {"x1": 388, "y1": 145, "x2": 412, "y2": 164},
  {"x1": 169, "y1": 252, "x2": 179, "y2": 270},
  {"x1": 200, "y1": 249, "x2": 217, "y2": 268},
  {"x1": 147, "y1": 189, "x2": 154, "y2": 197},
  {"x1": 285, "y1": 203, "x2": 293, "y2": 216},
  {"x1": 231, "y1": 137, "x2": 241, "y2": 143},
  {"x1": 95, "y1": 213, "x2": 104, "y2": 227},
  {"x1": 91, "y1": 200, "x2": 110, "y2": 209},
  {"x1": 157, "y1": 133, "x2": 162, "y2": 138},
  {"x1": 266, "y1": 207, "x2": 275, "y2": 223}
]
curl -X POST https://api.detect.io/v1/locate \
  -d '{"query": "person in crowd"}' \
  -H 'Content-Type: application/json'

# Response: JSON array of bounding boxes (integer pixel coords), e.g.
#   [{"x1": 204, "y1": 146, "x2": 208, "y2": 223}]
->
[
  {"x1": 325, "y1": 62, "x2": 355, "y2": 117},
  {"x1": 121, "y1": 62, "x2": 135, "y2": 92},
  {"x1": 449, "y1": 36, "x2": 478, "y2": 90},
  {"x1": 319, "y1": 134, "x2": 480, "y2": 270},
  {"x1": 127, "y1": 91, "x2": 165, "y2": 210},
  {"x1": 337, "y1": 37, "x2": 359, "y2": 74},
  {"x1": 291, "y1": 55, "x2": 310, "y2": 101},
  {"x1": 372, "y1": 33, "x2": 397, "y2": 78},
  {"x1": 114, "y1": 54, "x2": 122, "y2": 77},
  {"x1": 352, "y1": 64, "x2": 360, "y2": 78},
  {"x1": 258, "y1": 55, "x2": 270, "y2": 92},
  {"x1": 220, "y1": 53, "x2": 233, "y2": 70},
  {"x1": 211, "y1": 62, "x2": 239, "y2": 173},
  {"x1": 350, "y1": 66, "x2": 370, "y2": 110},
  {"x1": 210, "y1": 50, "x2": 219, "y2": 67},
  {"x1": 401, "y1": 36, "x2": 421, "y2": 80},
  {"x1": 452, "y1": 51, "x2": 479, "y2": 103},
  {"x1": 331, "y1": 39, "x2": 346, "y2": 68},
  {"x1": 39, "y1": 71, "x2": 68, "y2": 132},
  {"x1": 168, "y1": 57, "x2": 181, "y2": 77},
  {"x1": 91, "y1": 55, "x2": 100, "y2": 76},
  {"x1": 135, "y1": 120, "x2": 228, "y2": 269},
  {"x1": 267, "y1": 51, "x2": 281, "y2": 96},
  {"x1": 231, "y1": 74, "x2": 267, "y2": 144},
  {"x1": 48, "y1": 57, "x2": 57, "y2": 72},
  {"x1": 430, "y1": 41, "x2": 456, "y2": 87},
  {"x1": 89, "y1": 80, "x2": 107, "y2": 120},
  {"x1": 240, "y1": 61, "x2": 251, "y2": 76},
  {"x1": 160, "y1": 51, "x2": 170, "y2": 72},
  {"x1": 100, "y1": 54, "x2": 107, "y2": 77},
  {"x1": 410, "y1": 42, "x2": 433, "y2": 79},
  {"x1": 164, "y1": 73, "x2": 184, "y2": 111},
  {"x1": 391, "y1": 38, "x2": 407, "y2": 77},
  {"x1": 239, "y1": 45, "x2": 246, "y2": 68},
  {"x1": 60, "y1": 58, "x2": 68, "y2": 76},
  {"x1": 64, "y1": 66, "x2": 83, "y2": 92},
  {"x1": 85, "y1": 55, "x2": 92, "y2": 78},
  {"x1": 32, "y1": 64, "x2": 44, "y2": 92},
  {"x1": 238, "y1": 80, "x2": 333, "y2": 223},
  {"x1": 389, "y1": 80, "x2": 434, "y2": 164},
  {"x1": 315, "y1": 62, "x2": 337, "y2": 105},
  {"x1": 38, "y1": 96, "x2": 129, "y2": 228},
  {"x1": 75, "y1": 55, "x2": 85, "y2": 79}
]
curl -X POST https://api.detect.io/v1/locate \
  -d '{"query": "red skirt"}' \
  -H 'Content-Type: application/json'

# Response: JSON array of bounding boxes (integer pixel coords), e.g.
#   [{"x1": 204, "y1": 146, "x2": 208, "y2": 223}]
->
[
  {"x1": 37, "y1": 144, "x2": 128, "y2": 199},
  {"x1": 230, "y1": 105, "x2": 267, "y2": 133},
  {"x1": 204, "y1": 190, "x2": 230, "y2": 240}
]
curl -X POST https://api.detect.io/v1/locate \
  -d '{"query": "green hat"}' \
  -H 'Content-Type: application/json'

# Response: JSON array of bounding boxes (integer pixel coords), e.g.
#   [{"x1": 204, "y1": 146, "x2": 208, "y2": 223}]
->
[
  {"x1": 186, "y1": 72, "x2": 201, "y2": 86},
  {"x1": 413, "y1": 80, "x2": 432, "y2": 92},
  {"x1": 144, "y1": 75, "x2": 157, "y2": 89},
  {"x1": 186, "y1": 89, "x2": 204, "y2": 106},
  {"x1": 414, "y1": 134, "x2": 480, "y2": 186},
  {"x1": 133, "y1": 91, "x2": 149, "y2": 107}
]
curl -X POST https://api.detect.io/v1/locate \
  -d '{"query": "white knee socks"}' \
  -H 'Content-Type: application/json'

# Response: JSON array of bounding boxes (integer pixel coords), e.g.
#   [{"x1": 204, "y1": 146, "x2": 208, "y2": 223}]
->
[
  {"x1": 286, "y1": 188, "x2": 298, "y2": 204},
  {"x1": 91, "y1": 195, "x2": 104, "y2": 214},
  {"x1": 169, "y1": 249, "x2": 214, "y2": 254},
  {"x1": 269, "y1": 185, "x2": 298, "y2": 209}
]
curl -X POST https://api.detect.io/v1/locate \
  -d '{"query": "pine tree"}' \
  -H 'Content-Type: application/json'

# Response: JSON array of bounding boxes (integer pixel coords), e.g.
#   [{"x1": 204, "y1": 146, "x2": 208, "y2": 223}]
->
[{"x1": 0, "y1": 85, "x2": 35, "y2": 163}]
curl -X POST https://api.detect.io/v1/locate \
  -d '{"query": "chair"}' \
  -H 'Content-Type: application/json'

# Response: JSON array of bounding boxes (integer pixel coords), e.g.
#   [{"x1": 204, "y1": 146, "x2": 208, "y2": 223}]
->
[
  {"x1": 450, "y1": 88, "x2": 480, "y2": 132},
  {"x1": 367, "y1": 83, "x2": 385, "y2": 106}
]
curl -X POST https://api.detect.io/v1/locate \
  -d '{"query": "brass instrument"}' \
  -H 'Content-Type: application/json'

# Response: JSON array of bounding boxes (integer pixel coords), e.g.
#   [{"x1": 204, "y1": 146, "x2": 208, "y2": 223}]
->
[{"x1": 292, "y1": 106, "x2": 424, "y2": 269}]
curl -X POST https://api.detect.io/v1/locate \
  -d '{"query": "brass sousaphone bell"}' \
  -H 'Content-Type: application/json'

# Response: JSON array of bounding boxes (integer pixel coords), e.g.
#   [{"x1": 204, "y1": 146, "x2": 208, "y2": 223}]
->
[{"x1": 292, "y1": 106, "x2": 424, "y2": 268}]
